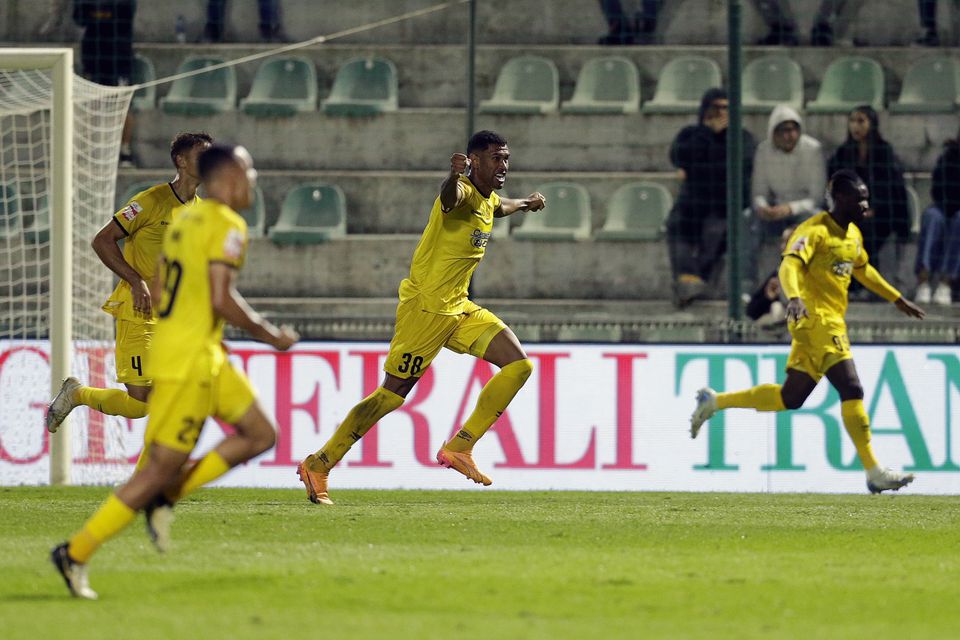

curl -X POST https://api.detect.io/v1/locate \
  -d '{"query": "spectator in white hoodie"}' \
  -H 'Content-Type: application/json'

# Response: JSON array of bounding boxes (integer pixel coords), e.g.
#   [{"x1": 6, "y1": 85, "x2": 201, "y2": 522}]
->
[{"x1": 747, "y1": 104, "x2": 826, "y2": 287}]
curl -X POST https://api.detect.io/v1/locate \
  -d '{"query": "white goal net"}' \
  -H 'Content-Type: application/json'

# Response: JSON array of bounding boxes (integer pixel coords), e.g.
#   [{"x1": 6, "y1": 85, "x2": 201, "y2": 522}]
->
[{"x1": 0, "y1": 50, "x2": 137, "y2": 485}]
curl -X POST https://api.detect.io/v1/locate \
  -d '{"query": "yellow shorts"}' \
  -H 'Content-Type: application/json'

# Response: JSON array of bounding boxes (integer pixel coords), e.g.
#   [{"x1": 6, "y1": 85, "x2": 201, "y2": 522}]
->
[
  {"x1": 115, "y1": 319, "x2": 153, "y2": 386},
  {"x1": 383, "y1": 297, "x2": 507, "y2": 378},
  {"x1": 143, "y1": 360, "x2": 256, "y2": 455},
  {"x1": 786, "y1": 314, "x2": 852, "y2": 382}
]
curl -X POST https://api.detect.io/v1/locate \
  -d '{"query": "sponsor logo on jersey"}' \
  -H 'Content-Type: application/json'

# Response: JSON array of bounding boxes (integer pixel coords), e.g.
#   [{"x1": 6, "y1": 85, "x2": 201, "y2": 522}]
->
[
  {"x1": 789, "y1": 236, "x2": 808, "y2": 253},
  {"x1": 832, "y1": 261, "x2": 853, "y2": 276},
  {"x1": 120, "y1": 201, "x2": 143, "y2": 221},
  {"x1": 471, "y1": 228, "x2": 492, "y2": 249},
  {"x1": 223, "y1": 228, "x2": 246, "y2": 260}
]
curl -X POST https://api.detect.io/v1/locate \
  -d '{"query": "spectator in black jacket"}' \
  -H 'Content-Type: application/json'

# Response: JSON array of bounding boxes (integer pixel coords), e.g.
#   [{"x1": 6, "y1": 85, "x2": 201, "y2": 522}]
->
[
  {"x1": 915, "y1": 136, "x2": 960, "y2": 306},
  {"x1": 826, "y1": 106, "x2": 910, "y2": 281},
  {"x1": 666, "y1": 88, "x2": 756, "y2": 307}
]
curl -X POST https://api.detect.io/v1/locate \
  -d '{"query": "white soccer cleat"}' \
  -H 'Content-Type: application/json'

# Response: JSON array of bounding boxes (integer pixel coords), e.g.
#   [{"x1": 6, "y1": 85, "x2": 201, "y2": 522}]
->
[
  {"x1": 45, "y1": 377, "x2": 82, "y2": 434},
  {"x1": 866, "y1": 466, "x2": 916, "y2": 494},
  {"x1": 690, "y1": 387, "x2": 718, "y2": 439},
  {"x1": 50, "y1": 543, "x2": 97, "y2": 600},
  {"x1": 144, "y1": 496, "x2": 175, "y2": 553}
]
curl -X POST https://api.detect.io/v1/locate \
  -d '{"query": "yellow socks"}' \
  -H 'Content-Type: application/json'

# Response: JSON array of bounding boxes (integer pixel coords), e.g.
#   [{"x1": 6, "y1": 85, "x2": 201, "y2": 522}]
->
[
  {"x1": 67, "y1": 494, "x2": 136, "y2": 564},
  {"x1": 75, "y1": 386, "x2": 148, "y2": 419},
  {"x1": 308, "y1": 386, "x2": 404, "y2": 471},
  {"x1": 716, "y1": 384, "x2": 786, "y2": 412},
  {"x1": 445, "y1": 359, "x2": 534, "y2": 453},
  {"x1": 168, "y1": 450, "x2": 231, "y2": 502},
  {"x1": 841, "y1": 399, "x2": 879, "y2": 470}
]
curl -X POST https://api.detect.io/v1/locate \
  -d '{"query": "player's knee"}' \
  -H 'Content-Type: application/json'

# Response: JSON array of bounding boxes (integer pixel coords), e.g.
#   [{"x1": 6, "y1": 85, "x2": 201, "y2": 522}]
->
[
  {"x1": 781, "y1": 392, "x2": 806, "y2": 411},
  {"x1": 508, "y1": 358, "x2": 534, "y2": 384},
  {"x1": 838, "y1": 382, "x2": 864, "y2": 402},
  {"x1": 253, "y1": 425, "x2": 277, "y2": 456}
]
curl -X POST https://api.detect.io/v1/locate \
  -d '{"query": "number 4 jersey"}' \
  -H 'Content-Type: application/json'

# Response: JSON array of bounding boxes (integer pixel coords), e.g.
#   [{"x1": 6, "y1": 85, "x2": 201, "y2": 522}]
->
[{"x1": 152, "y1": 199, "x2": 249, "y2": 382}]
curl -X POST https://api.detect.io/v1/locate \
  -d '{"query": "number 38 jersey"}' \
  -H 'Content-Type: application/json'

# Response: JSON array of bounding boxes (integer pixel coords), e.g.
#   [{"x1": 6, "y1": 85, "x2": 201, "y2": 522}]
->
[{"x1": 152, "y1": 199, "x2": 248, "y2": 382}]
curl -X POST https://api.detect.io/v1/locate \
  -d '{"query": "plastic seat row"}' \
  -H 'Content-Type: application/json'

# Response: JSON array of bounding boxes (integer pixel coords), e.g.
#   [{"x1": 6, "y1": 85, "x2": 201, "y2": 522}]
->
[{"x1": 132, "y1": 54, "x2": 398, "y2": 116}]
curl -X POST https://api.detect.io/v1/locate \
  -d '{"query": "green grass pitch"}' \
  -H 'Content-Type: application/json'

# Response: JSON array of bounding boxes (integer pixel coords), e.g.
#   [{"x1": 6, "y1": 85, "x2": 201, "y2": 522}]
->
[{"x1": 2, "y1": 487, "x2": 959, "y2": 639}]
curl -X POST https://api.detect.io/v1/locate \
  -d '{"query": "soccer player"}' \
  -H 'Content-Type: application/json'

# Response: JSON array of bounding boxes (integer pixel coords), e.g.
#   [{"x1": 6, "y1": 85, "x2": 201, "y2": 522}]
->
[
  {"x1": 45, "y1": 132, "x2": 213, "y2": 437},
  {"x1": 690, "y1": 169, "x2": 925, "y2": 494},
  {"x1": 297, "y1": 130, "x2": 546, "y2": 505},
  {"x1": 51, "y1": 144, "x2": 299, "y2": 600}
]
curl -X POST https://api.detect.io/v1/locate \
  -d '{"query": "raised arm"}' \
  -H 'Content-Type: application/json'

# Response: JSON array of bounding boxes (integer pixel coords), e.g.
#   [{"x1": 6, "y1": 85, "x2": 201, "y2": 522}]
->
[
  {"x1": 208, "y1": 263, "x2": 299, "y2": 350},
  {"x1": 440, "y1": 153, "x2": 468, "y2": 213},
  {"x1": 91, "y1": 218, "x2": 153, "y2": 318},
  {"x1": 495, "y1": 192, "x2": 546, "y2": 218}
]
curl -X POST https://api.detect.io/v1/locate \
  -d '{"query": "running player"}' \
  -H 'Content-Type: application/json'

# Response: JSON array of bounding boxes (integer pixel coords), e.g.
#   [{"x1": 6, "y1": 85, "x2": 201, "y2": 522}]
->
[
  {"x1": 297, "y1": 130, "x2": 546, "y2": 505},
  {"x1": 51, "y1": 144, "x2": 298, "y2": 599},
  {"x1": 45, "y1": 132, "x2": 213, "y2": 435},
  {"x1": 690, "y1": 169, "x2": 925, "y2": 493}
]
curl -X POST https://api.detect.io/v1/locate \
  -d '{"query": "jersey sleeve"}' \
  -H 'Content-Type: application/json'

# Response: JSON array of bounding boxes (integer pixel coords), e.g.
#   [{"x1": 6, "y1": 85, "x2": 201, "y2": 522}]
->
[
  {"x1": 207, "y1": 214, "x2": 249, "y2": 269},
  {"x1": 852, "y1": 226, "x2": 869, "y2": 268},
  {"x1": 782, "y1": 225, "x2": 821, "y2": 265},
  {"x1": 113, "y1": 192, "x2": 154, "y2": 236}
]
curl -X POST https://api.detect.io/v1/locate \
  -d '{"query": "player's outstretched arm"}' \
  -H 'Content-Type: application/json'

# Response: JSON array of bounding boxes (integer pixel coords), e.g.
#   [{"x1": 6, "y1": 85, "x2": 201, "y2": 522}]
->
[
  {"x1": 894, "y1": 297, "x2": 926, "y2": 319},
  {"x1": 777, "y1": 255, "x2": 808, "y2": 322},
  {"x1": 92, "y1": 219, "x2": 152, "y2": 318},
  {"x1": 440, "y1": 153, "x2": 468, "y2": 212},
  {"x1": 495, "y1": 192, "x2": 547, "y2": 218},
  {"x1": 208, "y1": 263, "x2": 299, "y2": 350}
]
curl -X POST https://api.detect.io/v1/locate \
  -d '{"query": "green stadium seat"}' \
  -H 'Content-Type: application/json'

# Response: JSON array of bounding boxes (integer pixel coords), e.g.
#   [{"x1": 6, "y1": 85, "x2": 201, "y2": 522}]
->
[
  {"x1": 561, "y1": 56, "x2": 639, "y2": 114},
  {"x1": 479, "y1": 55, "x2": 559, "y2": 114},
  {"x1": 595, "y1": 182, "x2": 673, "y2": 241},
  {"x1": 889, "y1": 57, "x2": 960, "y2": 114},
  {"x1": 641, "y1": 56, "x2": 722, "y2": 114},
  {"x1": 741, "y1": 55, "x2": 803, "y2": 114},
  {"x1": 0, "y1": 184, "x2": 21, "y2": 239},
  {"x1": 130, "y1": 53, "x2": 156, "y2": 111},
  {"x1": 321, "y1": 57, "x2": 398, "y2": 116},
  {"x1": 269, "y1": 183, "x2": 346, "y2": 244},
  {"x1": 240, "y1": 56, "x2": 317, "y2": 117},
  {"x1": 556, "y1": 325, "x2": 623, "y2": 342},
  {"x1": 116, "y1": 180, "x2": 160, "y2": 211},
  {"x1": 806, "y1": 56, "x2": 884, "y2": 114},
  {"x1": 239, "y1": 185, "x2": 267, "y2": 238},
  {"x1": 160, "y1": 56, "x2": 236, "y2": 116},
  {"x1": 513, "y1": 182, "x2": 591, "y2": 241}
]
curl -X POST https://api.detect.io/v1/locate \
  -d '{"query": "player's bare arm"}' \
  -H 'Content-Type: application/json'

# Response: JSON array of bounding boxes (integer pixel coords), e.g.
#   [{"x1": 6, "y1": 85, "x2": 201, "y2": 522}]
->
[
  {"x1": 439, "y1": 153, "x2": 468, "y2": 212},
  {"x1": 894, "y1": 297, "x2": 925, "y2": 319},
  {"x1": 208, "y1": 262, "x2": 299, "y2": 351},
  {"x1": 495, "y1": 192, "x2": 547, "y2": 218},
  {"x1": 92, "y1": 219, "x2": 152, "y2": 318}
]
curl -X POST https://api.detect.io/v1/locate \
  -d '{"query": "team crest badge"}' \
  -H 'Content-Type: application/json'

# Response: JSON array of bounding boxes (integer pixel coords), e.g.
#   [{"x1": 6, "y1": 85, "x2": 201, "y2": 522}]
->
[
  {"x1": 119, "y1": 201, "x2": 142, "y2": 221},
  {"x1": 789, "y1": 236, "x2": 807, "y2": 252},
  {"x1": 223, "y1": 228, "x2": 246, "y2": 259}
]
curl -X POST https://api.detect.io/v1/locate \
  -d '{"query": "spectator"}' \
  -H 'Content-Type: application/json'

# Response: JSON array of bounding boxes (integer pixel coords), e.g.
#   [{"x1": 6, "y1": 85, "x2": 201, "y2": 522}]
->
[
  {"x1": 810, "y1": 0, "x2": 866, "y2": 46},
  {"x1": 667, "y1": 88, "x2": 756, "y2": 308},
  {"x1": 915, "y1": 0, "x2": 943, "y2": 46},
  {"x1": 597, "y1": 0, "x2": 661, "y2": 45},
  {"x1": 751, "y1": 0, "x2": 799, "y2": 45},
  {"x1": 915, "y1": 134, "x2": 960, "y2": 305},
  {"x1": 748, "y1": 104, "x2": 826, "y2": 287},
  {"x1": 73, "y1": 0, "x2": 136, "y2": 167},
  {"x1": 827, "y1": 105, "x2": 910, "y2": 292},
  {"x1": 746, "y1": 226, "x2": 797, "y2": 325},
  {"x1": 202, "y1": 0, "x2": 289, "y2": 43}
]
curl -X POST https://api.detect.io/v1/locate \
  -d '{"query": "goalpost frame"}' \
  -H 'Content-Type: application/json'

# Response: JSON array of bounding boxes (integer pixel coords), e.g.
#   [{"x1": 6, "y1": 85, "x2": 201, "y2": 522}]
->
[{"x1": 0, "y1": 48, "x2": 74, "y2": 485}]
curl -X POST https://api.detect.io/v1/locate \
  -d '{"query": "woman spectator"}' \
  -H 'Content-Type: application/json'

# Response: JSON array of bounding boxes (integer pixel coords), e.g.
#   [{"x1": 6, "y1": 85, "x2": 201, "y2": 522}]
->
[
  {"x1": 914, "y1": 134, "x2": 960, "y2": 305},
  {"x1": 827, "y1": 106, "x2": 910, "y2": 299}
]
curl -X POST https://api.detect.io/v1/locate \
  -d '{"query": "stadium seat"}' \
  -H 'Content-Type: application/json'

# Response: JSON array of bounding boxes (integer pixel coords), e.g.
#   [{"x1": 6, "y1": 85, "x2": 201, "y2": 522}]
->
[
  {"x1": 479, "y1": 55, "x2": 559, "y2": 114},
  {"x1": 561, "y1": 56, "x2": 639, "y2": 114},
  {"x1": 905, "y1": 184, "x2": 922, "y2": 236},
  {"x1": 889, "y1": 57, "x2": 960, "y2": 114},
  {"x1": 0, "y1": 184, "x2": 21, "y2": 239},
  {"x1": 513, "y1": 182, "x2": 591, "y2": 241},
  {"x1": 492, "y1": 216, "x2": 510, "y2": 239},
  {"x1": 641, "y1": 56, "x2": 722, "y2": 114},
  {"x1": 160, "y1": 56, "x2": 237, "y2": 116},
  {"x1": 595, "y1": 182, "x2": 673, "y2": 241},
  {"x1": 116, "y1": 180, "x2": 159, "y2": 210},
  {"x1": 269, "y1": 183, "x2": 347, "y2": 244},
  {"x1": 741, "y1": 55, "x2": 803, "y2": 114},
  {"x1": 240, "y1": 56, "x2": 317, "y2": 117},
  {"x1": 805, "y1": 56, "x2": 885, "y2": 114},
  {"x1": 239, "y1": 185, "x2": 267, "y2": 238},
  {"x1": 321, "y1": 57, "x2": 398, "y2": 116},
  {"x1": 130, "y1": 53, "x2": 156, "y2": 111},
  {"x1": 556, "y1": 325, "x2": 623, "y2": 342}
]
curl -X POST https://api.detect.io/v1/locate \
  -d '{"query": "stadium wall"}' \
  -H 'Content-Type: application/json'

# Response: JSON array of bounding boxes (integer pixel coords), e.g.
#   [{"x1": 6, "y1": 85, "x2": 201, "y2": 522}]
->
[{"x1": 2, "y1": 341, "x2": 958, "y2": 493}]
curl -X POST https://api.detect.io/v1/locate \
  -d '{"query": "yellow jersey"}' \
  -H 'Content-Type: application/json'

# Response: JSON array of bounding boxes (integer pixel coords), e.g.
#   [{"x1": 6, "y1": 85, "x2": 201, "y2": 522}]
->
[
  {"x1": 782, "y1": 211, "x2": 868, "y2": 321},
  {"x1": 151, "y1": 199, "x2": 248, "y2": 381},
  {"x1": 102, "y1": 182, "x2": 199, "y2": 323},
  {"x1": 399, "y1": 175, "x2": 501, "y2": 315}
]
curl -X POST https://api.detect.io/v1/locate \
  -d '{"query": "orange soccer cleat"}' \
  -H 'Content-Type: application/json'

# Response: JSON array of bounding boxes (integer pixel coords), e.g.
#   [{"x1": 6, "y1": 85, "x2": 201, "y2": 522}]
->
[
  {"x1": 297, "y1": 455, "x2": 334, "y2": 505},
  {"x1": 436, "y1": 447, "x2": 492, "y2": 486}
]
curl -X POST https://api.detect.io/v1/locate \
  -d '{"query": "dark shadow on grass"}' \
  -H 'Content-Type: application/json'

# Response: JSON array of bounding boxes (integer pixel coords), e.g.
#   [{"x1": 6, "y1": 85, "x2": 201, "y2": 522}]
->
[{"x1": 1, "y1": 593, "x2": 68, "y2": 602}]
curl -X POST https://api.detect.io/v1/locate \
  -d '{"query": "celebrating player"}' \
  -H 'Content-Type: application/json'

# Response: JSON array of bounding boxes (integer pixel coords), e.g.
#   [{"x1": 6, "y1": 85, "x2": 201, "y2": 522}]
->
[
  {"x1": 51, "y1": 144, "x2": 298, "y2": 600},
  {"x1": 297, "y1": 130, "x2": 546, "y2": 505},
  {"x1": 690, "y1": 169, "x2": 925, "y2": 494},
  {"x1": 45, "y1": 132, "x2": 213, "y2": 438}
]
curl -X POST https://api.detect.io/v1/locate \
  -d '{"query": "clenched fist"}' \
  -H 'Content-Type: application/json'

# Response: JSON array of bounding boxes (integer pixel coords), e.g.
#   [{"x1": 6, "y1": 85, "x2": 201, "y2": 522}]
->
[{"x1": 450, "y1": 152, "x2": 470, "y2": 176}]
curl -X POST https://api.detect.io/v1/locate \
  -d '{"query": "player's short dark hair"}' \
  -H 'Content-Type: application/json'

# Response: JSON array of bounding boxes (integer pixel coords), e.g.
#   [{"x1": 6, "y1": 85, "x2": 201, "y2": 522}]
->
[
  {"x1": 198, "y1": 144, "x2": 241, "y2": 182},
  {"x1": 169, "y1": 131, "x2": 214, "y2": 168},
  {"x1": 467, "y1": 130, "x2": 507, "y2": 156},
  {"x1": 829, "y1": 169, "x2": 864, "y2": 196}
]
